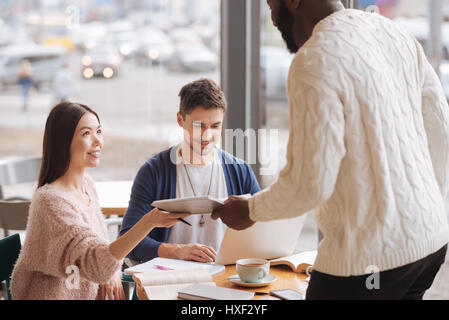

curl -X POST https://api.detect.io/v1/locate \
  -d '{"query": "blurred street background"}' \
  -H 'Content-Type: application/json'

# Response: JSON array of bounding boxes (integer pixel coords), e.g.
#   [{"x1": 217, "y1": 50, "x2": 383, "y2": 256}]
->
[{"x1": 2, "y1": 0, "x2": 449, "y2": 182}]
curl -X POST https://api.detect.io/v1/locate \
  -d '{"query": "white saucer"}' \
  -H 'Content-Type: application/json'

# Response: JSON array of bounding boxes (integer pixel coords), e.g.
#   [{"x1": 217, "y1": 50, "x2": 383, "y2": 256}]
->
[{"x1": 227, "y1": 274, "x2": 277, "y2": 288}]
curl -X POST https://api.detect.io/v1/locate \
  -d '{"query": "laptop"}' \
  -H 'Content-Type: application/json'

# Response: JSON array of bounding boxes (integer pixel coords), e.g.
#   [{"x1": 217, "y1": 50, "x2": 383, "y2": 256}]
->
[{"x1": 215, "y1": 215, "x2": 307, "y2": 265}]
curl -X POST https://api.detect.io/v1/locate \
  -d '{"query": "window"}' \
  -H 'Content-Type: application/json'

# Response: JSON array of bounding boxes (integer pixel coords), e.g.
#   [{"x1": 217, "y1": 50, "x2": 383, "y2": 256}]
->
[
  {"x1": 259, "y1": 3, "x2": 295, "y2": 188},
  {"x1": 356, "y1": 0, "x2": 446, "y2": 65},
  {"x1": 260, "y1": 2, "x2": 316, "y2": 253},
  {"x1": 355, "y1": 0, "x2": 449, "y2": 100},
  {"x1": 0, "y1": 0, "x2": 221, "y2": 183}
]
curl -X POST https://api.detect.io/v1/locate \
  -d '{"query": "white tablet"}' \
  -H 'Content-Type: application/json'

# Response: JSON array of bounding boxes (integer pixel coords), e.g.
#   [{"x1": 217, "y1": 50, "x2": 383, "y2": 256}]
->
[{"x1": 151, "y1": 196, "x2": 224, "y2": 214}]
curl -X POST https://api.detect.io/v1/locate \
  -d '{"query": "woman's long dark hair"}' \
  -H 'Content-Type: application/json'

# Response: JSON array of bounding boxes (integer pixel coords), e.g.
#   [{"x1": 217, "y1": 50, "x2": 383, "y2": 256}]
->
[{"x1": 38, "y1": 101, "x2": 100, "y2": 188}]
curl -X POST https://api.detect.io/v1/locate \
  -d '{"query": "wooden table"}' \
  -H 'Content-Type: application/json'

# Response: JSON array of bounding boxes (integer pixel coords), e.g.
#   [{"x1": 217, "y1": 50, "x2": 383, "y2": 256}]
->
[
  {"x1": 135, "y1": 264, "x2": 310, "y2": 300},
  {"x1": 95, "y1": 180, "x2": 133, "y2": 216}
]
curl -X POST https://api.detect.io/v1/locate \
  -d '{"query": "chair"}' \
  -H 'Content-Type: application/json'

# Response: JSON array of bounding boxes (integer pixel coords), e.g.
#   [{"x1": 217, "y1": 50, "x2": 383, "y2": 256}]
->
[
  {"x1": 105, "y1": 216, "x2": 124, "y2": 238},
  {"x1": 122, "y1": 258, "x2": 139, "y2": 300},
  {"x1": 0, "y1": 234, "x2": 21, "y2": 300},
  {"x1": 121, "y1": 272, "x2": 139, "y2": 300},
  {"x1": 0, "y1": 200, "x2": 31, "y2": 238},
  {"x1": 0, "y1": 156, "x2": 41, "y2": 200}
]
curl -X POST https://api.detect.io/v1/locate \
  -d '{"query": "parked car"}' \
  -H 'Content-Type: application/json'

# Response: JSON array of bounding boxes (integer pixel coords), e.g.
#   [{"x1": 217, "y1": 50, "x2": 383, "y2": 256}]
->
[
  {"x1": 113, "y1": 31, "x2": 139, "y2": 59},
  {"x1": 0, "y1": 19, "x2": 12, "y2": 48},
  {"x1": 108, "y1": 21, "x2": 138, "y2": 59},
  {"x1": 81, "y1": 45, "x2": 121, "y2": 79},
  {"x1": 261, "y1": 46, "x2": 294, "y2": 100},
  {"x1": 0, "y1": 44, "x2": 66, "y2": 90},
  {"x1": 26, "y1": 14, "x2": 75, "y2": 52},
  {"x1": 169, "y1": 28, "x2": 203, "y2": 46},
  {"x1": 73, "y1": 22, "x2": 108, "y2": 52},
  {"x1": 166, "y1": 44, "x2": 218, "y2": 73},
  {"x1": 134, "y1": 28, "x2": 174, "y2": 66},
  {"x1": 108, "y1": 20, "x2": 135, "y2": 35},
  {"x1": 4, "y1": 25, "x2": 33, "y2": 48}
]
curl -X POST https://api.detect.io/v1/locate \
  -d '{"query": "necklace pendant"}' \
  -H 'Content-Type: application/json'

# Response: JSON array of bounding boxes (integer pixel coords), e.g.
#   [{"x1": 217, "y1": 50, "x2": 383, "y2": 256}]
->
[{"x1": 199, "y1": 215, "x2": 205, "y2": 226}]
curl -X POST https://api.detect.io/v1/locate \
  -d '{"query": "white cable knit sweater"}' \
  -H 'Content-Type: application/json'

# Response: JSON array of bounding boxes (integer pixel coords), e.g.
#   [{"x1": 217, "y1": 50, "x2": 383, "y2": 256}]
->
[{"x1": 249, "y1": 9, "x2": 449, "y2": 276}]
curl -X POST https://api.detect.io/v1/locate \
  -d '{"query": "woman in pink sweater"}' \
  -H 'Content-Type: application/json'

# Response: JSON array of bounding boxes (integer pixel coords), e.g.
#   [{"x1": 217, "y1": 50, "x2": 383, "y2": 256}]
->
[{"x1": 10, "y1": 102, "x2": 189, "y2": 300}]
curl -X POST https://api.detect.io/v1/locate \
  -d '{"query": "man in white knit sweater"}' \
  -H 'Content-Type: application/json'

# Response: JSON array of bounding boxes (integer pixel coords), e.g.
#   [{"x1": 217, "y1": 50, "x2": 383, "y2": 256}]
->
[{"x1": 212, "y1": 0, "x2": 449, "y2": 299}]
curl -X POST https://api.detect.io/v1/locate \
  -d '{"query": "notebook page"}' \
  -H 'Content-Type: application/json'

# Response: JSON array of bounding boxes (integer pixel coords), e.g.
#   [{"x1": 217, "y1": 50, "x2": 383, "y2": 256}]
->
[
  {"x1": 271, "y1": 250, "x2": 317, "y2": 267},
  {"x1": 125, "y1": 257, "x2": 225, "y2": 275},
  {"x1": 144, "y1": 282, "x2": 216, "y2": 300}
]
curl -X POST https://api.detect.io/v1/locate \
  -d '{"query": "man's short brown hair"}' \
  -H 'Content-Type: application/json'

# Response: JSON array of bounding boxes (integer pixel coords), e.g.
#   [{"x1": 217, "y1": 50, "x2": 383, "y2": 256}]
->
[{"x1": 178, "y1": 78, "x2": 227, "y2": 118}]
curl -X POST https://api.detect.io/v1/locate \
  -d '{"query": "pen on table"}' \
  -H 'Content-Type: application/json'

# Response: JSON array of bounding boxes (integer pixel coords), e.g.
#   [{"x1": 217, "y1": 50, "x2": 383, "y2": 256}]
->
[{"x1": 178, "y1": 218, "x2": 192, "y2": 226}]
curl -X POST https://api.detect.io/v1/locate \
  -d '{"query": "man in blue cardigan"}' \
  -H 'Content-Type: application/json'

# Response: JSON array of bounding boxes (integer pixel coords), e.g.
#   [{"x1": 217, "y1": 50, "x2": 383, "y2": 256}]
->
[{"x1": 120, "y1": 79, "x2": 260, "y2": 264}]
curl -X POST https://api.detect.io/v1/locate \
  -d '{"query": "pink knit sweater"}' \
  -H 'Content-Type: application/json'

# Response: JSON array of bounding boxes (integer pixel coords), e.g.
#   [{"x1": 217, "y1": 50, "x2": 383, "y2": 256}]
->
[{"x1": 10, "y1": 176, "x2": 123, "y2": 300}]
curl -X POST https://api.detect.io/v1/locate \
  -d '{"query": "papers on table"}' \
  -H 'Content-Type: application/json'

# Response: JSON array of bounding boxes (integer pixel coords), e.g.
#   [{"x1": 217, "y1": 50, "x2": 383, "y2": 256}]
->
[
  {"x1": 132, "y1": 267, "x2": 254, "y2": 300},
  {"x1": 124, "y1": 257, "x2": 225, "y2": 275},
  {"x1": 178, "y1": 283, "x2": 255, "y2": 300},
  {"x1": 132, "y1": 267, "x2": 216, "y2": 300}
]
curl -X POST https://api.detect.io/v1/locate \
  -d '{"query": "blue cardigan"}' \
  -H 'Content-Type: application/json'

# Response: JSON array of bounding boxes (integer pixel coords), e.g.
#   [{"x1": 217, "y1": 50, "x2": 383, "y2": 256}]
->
[{"x1": 119, "y1": 146, "x2": 261, "y2": 263}]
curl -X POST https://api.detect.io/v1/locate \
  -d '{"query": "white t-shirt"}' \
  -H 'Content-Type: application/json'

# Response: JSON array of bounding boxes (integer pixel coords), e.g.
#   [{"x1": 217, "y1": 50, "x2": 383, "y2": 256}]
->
[{"x1": 167, "y1": 145, "x2": 228, "y2": 252}]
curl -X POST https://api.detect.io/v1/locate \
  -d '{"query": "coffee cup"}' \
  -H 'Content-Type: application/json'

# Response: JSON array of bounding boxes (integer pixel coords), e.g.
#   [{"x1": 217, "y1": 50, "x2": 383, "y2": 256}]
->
[{"x1": 236, "y1": 258, "x2": 270, "y2": 283}]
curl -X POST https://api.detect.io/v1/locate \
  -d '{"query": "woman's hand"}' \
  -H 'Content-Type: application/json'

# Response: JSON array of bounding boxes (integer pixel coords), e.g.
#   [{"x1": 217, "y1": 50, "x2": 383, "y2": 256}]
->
[
  {"x1": 176, "y1": 243, "x2": 217, "y2": 263},
  {"x1": 144, "y1": 208, "x2": 190, "y2": 228},
  {"x1": 98, "y1": 273, "x2": 125, "y2": 300}
]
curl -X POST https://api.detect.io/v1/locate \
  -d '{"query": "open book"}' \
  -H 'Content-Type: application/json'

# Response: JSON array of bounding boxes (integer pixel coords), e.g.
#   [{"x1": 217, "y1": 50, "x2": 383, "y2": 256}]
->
[
  {"x1": 133, "y1": 267, "x2": 216, "y2": 300},
  {"x1": 270, "y1": 250, "x2": 317, "y2": 273}
]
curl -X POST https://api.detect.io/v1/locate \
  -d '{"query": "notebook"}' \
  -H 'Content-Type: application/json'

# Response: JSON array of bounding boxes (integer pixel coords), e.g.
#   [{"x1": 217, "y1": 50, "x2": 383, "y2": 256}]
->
[
  {"x1": 124, "y1": 257, "x2": 225, "y2": 275},
  {"x1": 133, "y1": 267, "x2": 216, "y2": 300},
  {"x1": 178, "y1": 283, "x2": 255, "y2": 300}
]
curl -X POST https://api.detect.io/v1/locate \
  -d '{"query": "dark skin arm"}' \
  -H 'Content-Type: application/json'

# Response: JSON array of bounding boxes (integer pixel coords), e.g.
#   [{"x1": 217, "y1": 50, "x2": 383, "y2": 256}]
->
[{"x1": 211, "y1": 196, "x2": 256, "y2": 230}]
